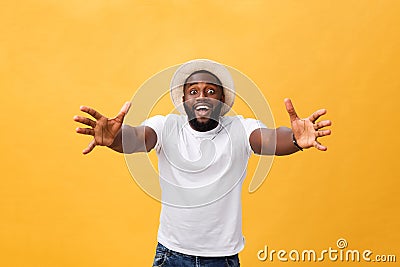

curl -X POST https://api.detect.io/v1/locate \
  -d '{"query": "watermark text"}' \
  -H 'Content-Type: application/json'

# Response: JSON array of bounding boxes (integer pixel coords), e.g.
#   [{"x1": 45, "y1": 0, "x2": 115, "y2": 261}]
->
[{"x1": 257, "y1": 238, "x2": 396, "y2": 263}]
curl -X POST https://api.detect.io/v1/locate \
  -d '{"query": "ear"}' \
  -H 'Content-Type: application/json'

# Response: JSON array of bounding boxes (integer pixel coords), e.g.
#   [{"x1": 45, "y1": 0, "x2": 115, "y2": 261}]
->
[{"x1": 182, "y1": 85, "x2": 187, "y2": 102}]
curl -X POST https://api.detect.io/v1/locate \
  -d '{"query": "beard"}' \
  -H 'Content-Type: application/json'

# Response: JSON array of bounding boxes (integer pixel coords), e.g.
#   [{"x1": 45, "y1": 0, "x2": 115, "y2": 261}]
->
[{"x1": 184, "y1": 102, "x2": 223, "y2": 132}]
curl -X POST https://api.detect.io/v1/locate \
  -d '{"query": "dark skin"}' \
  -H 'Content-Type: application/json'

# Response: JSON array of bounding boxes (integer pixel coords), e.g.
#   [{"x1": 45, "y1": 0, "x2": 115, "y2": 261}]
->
[
  {"x1": 74, "y1": 103, "x2": 156, "y2": 154},
  {"x1": 74, "y1": 73, "x2": 331, "y2": 155},
  {"x1": 182, "y1": 72, "x2": 225, "y2": 131}
]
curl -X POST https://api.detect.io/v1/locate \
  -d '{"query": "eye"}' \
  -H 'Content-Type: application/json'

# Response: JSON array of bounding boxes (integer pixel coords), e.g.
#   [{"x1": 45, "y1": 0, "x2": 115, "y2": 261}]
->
[
  {"x1": 207, "y1": 88, "x2": 215, "y2": 94},
  {"x1": 189, "y1": 89, "x2": 198, "y2": 95}
]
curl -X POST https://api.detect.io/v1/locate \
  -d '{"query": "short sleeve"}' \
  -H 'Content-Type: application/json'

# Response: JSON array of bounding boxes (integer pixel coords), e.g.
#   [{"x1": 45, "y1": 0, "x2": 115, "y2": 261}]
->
[
  {"x1": 240, "y1": 117, "x2": 268, "y2": 153},
  {"x1": 140, "y1": 115, "x2": 166, "y2": 151},
  {"x1": 241, "y1": 118, "x2": 267, "y2": 138}
]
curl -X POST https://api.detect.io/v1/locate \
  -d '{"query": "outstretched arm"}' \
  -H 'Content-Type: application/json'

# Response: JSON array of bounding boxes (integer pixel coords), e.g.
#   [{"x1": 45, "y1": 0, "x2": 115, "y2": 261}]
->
[
  {"x1": 250, "y1": 98, "x2": 331, "y2": 156},
  {"x1": 74, "y1": 102, "x2": 157, "y2": 154}
]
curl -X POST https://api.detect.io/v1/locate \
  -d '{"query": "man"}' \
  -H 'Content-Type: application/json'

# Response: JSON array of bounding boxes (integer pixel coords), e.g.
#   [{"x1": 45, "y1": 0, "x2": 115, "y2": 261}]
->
[{"x1": 74, "y1": 59, "x2": 331, "y2": 266}]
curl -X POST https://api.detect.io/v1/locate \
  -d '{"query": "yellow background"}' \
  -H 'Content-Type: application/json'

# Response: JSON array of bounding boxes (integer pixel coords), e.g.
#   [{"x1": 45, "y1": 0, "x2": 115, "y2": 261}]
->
[{"x1": 1, "y1": 0, "x2": 399, "y2": 266}]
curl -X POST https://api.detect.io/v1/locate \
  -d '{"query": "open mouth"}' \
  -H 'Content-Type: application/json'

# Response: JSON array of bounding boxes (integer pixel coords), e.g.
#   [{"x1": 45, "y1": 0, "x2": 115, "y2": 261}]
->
[{"x1": 194, "y1": 103, "x2": 212, "y2": 117}]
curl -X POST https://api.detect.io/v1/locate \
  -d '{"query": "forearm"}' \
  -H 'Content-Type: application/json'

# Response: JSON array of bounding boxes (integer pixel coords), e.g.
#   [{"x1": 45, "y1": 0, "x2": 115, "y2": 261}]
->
[
  {"x1": 275, "y1": 126, "x2": 301, "y2": 156},
  {"x1": 107, "y1": 125, "x2": 148, "y2": 154}
]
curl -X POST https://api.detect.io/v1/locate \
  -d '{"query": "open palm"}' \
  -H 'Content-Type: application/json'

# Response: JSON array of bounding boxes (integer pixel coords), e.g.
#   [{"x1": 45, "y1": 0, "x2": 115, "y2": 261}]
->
[
  {"x1": 285, "y1": 98, "x2": 331, "y2": 151},
  {"x1": 74, "y1": 102, "x2": 131, "y2": 154}
]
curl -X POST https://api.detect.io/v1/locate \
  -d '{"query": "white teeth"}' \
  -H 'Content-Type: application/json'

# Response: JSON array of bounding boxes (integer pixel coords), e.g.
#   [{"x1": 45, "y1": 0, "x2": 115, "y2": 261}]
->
[{"x1": 195, "y1": 105, "x2": 210, "y2": 111}]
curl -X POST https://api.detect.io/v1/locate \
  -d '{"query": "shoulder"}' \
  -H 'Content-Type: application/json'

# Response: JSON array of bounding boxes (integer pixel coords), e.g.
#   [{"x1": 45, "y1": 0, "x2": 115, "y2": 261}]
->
[
  {"x1": 142, "y1": 114, "x2": 165, "y2": 125},
  {"x1": 221, "y1": 116, "x2": 267, "y2": 141},
  {"x1": 142, "y1": 114, "x2": 187, "y2": 131},
  {"x1": 142, "y1": 114, "x2": 186, "y2": 123},
  {"x1": 221, "y1": 115, "x2": 266, "y2": 129}
]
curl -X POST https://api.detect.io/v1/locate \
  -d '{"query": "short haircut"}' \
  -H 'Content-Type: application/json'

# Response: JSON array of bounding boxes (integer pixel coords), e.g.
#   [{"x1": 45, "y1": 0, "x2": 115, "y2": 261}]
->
[{"x1": 184, "y1": 70, "x2": 223, "y2": 92}]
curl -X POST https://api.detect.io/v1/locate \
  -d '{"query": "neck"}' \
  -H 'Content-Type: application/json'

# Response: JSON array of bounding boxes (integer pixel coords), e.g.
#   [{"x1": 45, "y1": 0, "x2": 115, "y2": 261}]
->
[{"x1": 188, "y1": 118, "x2": 219, "y2": 132}]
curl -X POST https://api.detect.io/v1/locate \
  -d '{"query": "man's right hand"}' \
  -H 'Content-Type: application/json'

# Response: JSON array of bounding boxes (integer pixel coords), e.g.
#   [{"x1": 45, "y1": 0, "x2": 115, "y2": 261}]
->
[{"x1": 74, "y1": 102, "x2": 131, "y2": 154}]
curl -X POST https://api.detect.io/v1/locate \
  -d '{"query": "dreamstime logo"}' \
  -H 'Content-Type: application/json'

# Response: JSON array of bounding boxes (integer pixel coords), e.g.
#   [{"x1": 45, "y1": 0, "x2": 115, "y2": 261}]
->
[
  {"x1": 257, "y1": 238, "x2": 396, "y2": 263},
  {"x1": 336, "y1": 238, "x2": 348, "y2": 249},
  {"x1": 122, "y1": 63, "x2": 276, "y2": 207}
]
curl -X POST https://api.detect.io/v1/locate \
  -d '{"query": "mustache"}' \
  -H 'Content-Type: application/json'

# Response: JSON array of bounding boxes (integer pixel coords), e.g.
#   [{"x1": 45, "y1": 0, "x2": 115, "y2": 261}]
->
[
  {"x1": 184, "y1": 103, "x2": 223, "y2": 123},
  {"x1": 192, "y1": 99, "x2": 225, "y2": 109},
  {"x1": 193, "y1": 99, "x2": 212, "y2": 107}
]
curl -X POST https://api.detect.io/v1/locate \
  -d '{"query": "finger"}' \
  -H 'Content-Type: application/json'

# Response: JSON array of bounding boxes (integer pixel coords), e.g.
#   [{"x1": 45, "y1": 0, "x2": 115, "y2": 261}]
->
[
  {"x1": 83, "y1": 140, "x2": 96, "y2": 154},
  {"x1": 73, "y1": 116, "x2": 96, "y2": 128},
  {"x1": 115, "y1": 101, "x2": 132, "y2": 122},
  {"x1": 284, "y1": 98, "x2": 299, "y2": 122},
  {"x1": 76, "y1": 127, "x2": 95, "y2": 136},
  {"x1": 316, "y1": 129, "x2": 331, "y2": 137},
  {"x1": 314, "y1": 120, "x2": 332, "y2": 130},
  {"x1": 313, "y1": 140, "x2": 327, "y2": 151},
  {"x1": 309, "y1": 109, "x2": 327, "y2": 123},
  {"x1": 80, "y1": 106, "x2": 103, "y2": 120}
]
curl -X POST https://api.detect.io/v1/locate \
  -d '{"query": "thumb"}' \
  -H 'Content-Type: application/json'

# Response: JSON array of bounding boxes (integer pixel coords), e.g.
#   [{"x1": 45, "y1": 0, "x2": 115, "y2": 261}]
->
[
  {"x1": 116, "y1": 101, "x2": 131, "y2": 122},
  {"x1": 284, "y1": 98, "x2": 299, "y2": 122}
]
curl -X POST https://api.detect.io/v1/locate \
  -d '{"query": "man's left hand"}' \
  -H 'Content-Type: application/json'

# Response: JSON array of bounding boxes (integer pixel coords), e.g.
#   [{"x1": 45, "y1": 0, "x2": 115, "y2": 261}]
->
[{"x1": 284, "y1": 98, "x2": 332, "y2": 151}]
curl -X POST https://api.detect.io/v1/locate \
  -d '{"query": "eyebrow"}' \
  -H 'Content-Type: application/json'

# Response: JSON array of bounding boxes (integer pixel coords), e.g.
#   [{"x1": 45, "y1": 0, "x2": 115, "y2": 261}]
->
[{"x1": 184, "y1": 82, "x2": 219, "y2": 88}]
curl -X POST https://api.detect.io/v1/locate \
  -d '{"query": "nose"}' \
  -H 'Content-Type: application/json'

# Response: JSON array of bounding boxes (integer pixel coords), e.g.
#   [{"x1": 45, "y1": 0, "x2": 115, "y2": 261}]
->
[{"x1": 199, "y1": 89, "x2": 206, "y2": 98}]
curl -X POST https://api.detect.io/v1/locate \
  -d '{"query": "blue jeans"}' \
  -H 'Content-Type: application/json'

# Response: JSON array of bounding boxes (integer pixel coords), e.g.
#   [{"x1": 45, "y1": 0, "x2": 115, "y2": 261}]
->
[{"x1": 152, "y1": 243, "x2": 240, "y2": 267}]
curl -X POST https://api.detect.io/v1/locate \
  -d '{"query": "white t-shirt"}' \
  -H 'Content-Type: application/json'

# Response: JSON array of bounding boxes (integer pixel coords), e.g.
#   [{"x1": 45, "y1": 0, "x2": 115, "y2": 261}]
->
[{"x1": 142, "y1": 114, "x2": 266, "y2": 256}]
